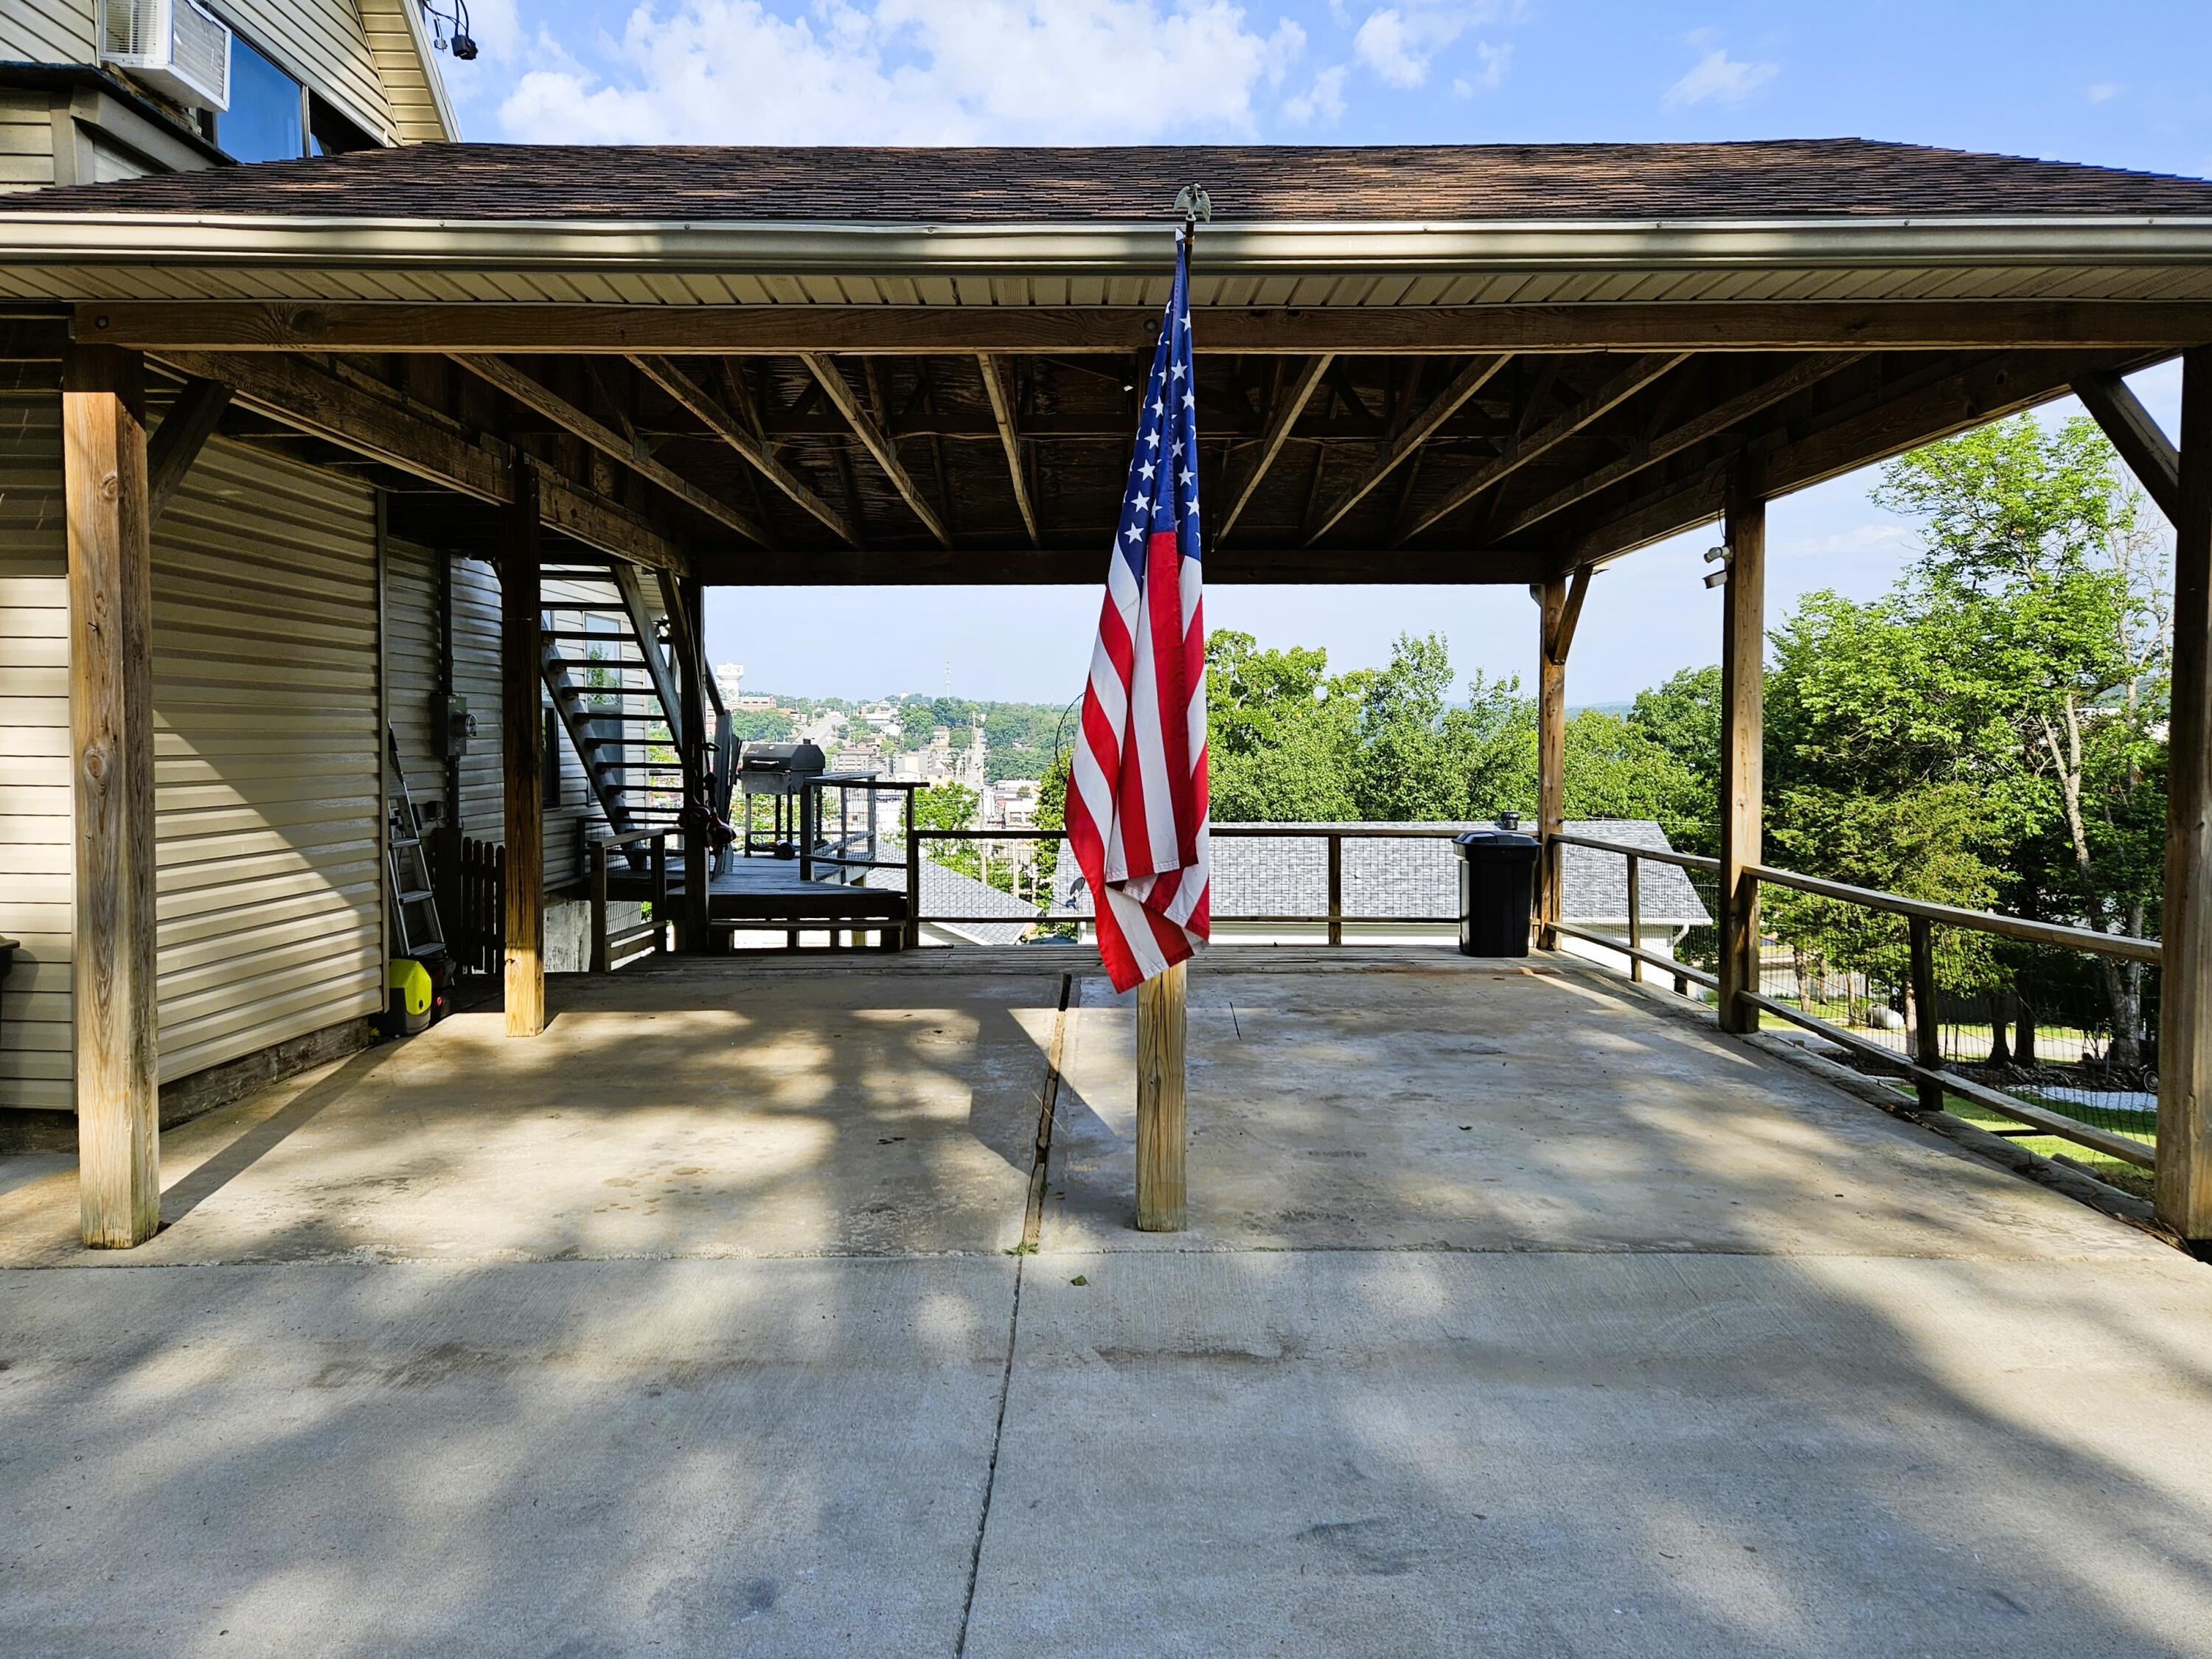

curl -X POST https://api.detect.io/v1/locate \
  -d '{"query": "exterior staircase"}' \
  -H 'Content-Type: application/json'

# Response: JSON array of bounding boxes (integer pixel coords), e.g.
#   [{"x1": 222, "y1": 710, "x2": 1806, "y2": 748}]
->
[{"x1": 538, "y1": 562, "x2": 731, "y2": 853}]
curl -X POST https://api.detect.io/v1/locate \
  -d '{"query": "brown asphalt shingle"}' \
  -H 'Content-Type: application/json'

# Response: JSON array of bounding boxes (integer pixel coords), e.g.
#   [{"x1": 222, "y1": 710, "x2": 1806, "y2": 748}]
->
[{"x1": 10, "y1": 139, "x2": 2212, "y2": 221}]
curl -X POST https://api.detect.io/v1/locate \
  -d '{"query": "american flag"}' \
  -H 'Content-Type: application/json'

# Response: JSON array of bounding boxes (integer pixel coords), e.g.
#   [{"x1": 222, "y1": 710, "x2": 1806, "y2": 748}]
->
[{"x1": 1066, "y1": 230, "x2": 1210, "y2": 992}]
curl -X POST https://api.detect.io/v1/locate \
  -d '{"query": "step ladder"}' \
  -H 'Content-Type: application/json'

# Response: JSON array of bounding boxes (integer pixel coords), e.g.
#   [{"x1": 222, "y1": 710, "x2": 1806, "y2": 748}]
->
[{"x1": 384, "y1": 727, "x2": 448, "y2": 961}]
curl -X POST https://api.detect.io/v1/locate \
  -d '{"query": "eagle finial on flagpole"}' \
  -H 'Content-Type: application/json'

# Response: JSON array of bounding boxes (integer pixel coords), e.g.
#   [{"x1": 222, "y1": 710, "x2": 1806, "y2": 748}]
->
[{"x1": 1172, "y1": 183, "x2": 1212, "y2": 227}]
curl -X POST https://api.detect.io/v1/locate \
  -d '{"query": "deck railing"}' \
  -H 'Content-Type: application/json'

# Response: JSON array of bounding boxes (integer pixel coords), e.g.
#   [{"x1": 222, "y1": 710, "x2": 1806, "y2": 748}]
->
[
  {"x1": 1551, "y1": 830, "x2": 2160, "y2": 1174},
  {"x1": 586, "y1": 828, "x2": 670, "y2": 973}
]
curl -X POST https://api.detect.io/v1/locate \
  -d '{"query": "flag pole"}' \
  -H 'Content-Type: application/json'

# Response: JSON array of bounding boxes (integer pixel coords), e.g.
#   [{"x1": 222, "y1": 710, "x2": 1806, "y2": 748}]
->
[{"x1": 1135, "y1": 188, "x2": 1207, "y2": 1234}]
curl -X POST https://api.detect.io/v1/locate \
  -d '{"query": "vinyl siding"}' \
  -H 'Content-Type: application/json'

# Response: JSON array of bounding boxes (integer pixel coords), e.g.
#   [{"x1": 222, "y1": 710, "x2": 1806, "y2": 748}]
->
[
  {"x1": 0, "y1": 373, "x2": 71, "y2": 1113},
  {"x1": 218, "y1": 0, "x2": 396, "y2": 145},
  {"x1": 150, "y1": 437, "x2": 386, "y2": 1081},
  {"x1": 0, "y1": 0, "x2": 97, "y2": 64},
  {"x1": 0, "y1": 91, "x2": 58, "y2": 197},
  {"x1": 356, "y1": 0, "x2": 452, "y2": 143},
  {"x1": 385, "y1": 550, "x2": 613, "y2": 891}
]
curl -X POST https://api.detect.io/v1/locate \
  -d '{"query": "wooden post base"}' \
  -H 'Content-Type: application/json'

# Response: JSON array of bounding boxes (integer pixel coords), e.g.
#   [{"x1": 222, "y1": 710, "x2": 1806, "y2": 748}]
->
[{"x1": 1135, "y1": 960, "x2": 1188, "y2": 1232}]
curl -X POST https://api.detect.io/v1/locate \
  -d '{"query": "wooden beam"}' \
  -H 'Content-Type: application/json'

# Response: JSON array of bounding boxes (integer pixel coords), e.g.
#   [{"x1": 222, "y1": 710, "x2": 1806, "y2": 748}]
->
[
  {"x1": 503, "y1": 458, "x2": 546, "y2": 1037},
  {"x1": 1400, "y1": 353, "x2": 1688, "y2": 543},
  {"x1": 672, "y1": 576, "x2": 710, "y2": 952},
  {"x1": 628, "y1": 352, "x2": 857, "y2": 544},
  {"x1": 82, "y1": 300, "x2": 2212, "y2": 355},
  {"x1": 1135, "y1": 959, "x2": 1187, "y2": 1232},
  {"x1": 63, "y1": 344, "x2": 159, "y2": 1248},
  {"x1": 1214, "y1": 352, "x2": 1331, "y2": 542},
  {"x1": 1495, "y1": 354, "x2": 1863, "y2": 541},
  {"x1": 686, "y1": 543, "x2": 1551, "y2": 585},
  {"x1": 456, "y1": 354, "x2": 768, "y2": 546},
  {"x1": 152, "y1": 349, "x2": 687, "y2": 574},
  {"x1": 145, "y1": 374, "x2": 229, "y2": 524},
  {"x1": 2074, "y1": 369, "x2": 2184, "y2": 523},
  {"x1": 1536, "y1": 576, "x2": 1568, "y2": 950},
  {"x1": 2158, "y1": 347, "x2": 2212, "y2": 1242},
  {"x1": 1304, "y1": 354, "x2": 1508, "y2": 543},
  {"x1": 1548, "y1": 563, "x2": 1593, "y2": 665},
  {"x1": 976, "y1": 353, "x2": 1039, "y2": 548},
  {"x1": 1563, "y1": 348, "x2": 2144, "y2": 571},
  {"x1": 1717, "y1": 465, "x2": 1765, "y2": 1037},
  {"x1": 799, "y1": 354, "x2": 952, "y2": 546}
]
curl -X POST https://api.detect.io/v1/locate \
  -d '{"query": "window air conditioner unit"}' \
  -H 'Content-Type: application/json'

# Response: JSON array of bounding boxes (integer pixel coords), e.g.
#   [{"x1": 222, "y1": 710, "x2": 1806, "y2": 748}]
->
[{"x1": 101, "y1": 0, "x2": 232, "y2": 112}]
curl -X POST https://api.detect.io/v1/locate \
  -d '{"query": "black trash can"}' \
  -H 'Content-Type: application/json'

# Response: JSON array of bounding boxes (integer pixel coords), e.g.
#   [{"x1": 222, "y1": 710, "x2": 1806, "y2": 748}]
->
[{"x1": 1454, "y1": 827, "x2": 1540, "y2": 957}]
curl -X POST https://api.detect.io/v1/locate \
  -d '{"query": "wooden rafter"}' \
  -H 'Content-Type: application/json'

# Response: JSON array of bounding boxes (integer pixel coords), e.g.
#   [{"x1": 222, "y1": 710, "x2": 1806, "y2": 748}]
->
[
  {"x1": 1492, "y1": 354, "x2": 1865, "y2": 540},
  {"x1": 1302, "y1": 353, "x2": 1508, "y2": 543},
  {"x1": 1217, "y1": 353, "x2": 1331, "y2": 543},
  {"x1": 156, "y1": 348, "x2": 688, "y2": 574},
  {"x1": 1398, "y1": 353, "x2": 1688, "y2": 543},
  {"x1": 686, "y1": 543, "x2": 1551, "y2": 586},
  {"x1": 630, "y1": 353, "x2": 858, "y2": 544},
  {"x1": 453, "y1": 353, "x2": 768, "y2": 546},
  {"x1": 977, "y1": 353, "x2": 1039, "y2": 547},
  {"x1": 799, "y1": 352, "x2": 952, "y2": 546}
]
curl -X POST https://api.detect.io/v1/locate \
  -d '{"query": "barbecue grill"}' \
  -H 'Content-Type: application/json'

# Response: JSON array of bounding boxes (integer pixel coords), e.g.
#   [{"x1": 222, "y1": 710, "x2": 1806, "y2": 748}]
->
[{"x1": 738, "y1": 742, "x2": 826, "y2": 858}]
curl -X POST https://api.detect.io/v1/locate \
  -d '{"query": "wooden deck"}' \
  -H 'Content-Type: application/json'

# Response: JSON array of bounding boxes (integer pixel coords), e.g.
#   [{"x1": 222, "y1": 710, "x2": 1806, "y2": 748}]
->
[{"x1": 605, "y1": 851, "x2": 909, "y2": 930}]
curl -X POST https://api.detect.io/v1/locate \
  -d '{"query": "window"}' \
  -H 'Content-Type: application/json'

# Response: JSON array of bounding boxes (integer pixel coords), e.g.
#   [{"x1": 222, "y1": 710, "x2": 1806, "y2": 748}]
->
[{"x1": 211, "y1": 32, "x2": 303, "y2": 164}]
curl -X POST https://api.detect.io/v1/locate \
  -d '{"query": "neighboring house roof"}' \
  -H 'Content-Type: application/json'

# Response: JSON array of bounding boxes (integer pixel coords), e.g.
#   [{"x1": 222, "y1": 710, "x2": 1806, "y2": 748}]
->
[
  {"x1": 13, "y1": 139, "x2": 2212, "y2": 220},
  {"x1": 866, "y1": 857, "x2": 1040, "y2": 947},
  {"x1": 1051, "y1": 821, "x2": 1711, "y2": 930}
]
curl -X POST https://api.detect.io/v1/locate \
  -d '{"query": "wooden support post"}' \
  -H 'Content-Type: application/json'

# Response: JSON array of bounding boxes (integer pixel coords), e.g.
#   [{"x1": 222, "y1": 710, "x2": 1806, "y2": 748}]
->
[
  {"x1": 651, "y1": 833, "x2": 669, "y2": 954},
  {"x1": 2158, "y1": 347, "x2": 2212, "y2": 1242},
  {"x1": 1717, "y1": 467, "x2": 1767, "y2": 1035},
  {"x1": 1135, "y1": 959, "x2": 1188, "y2": 1232},
  {"x1": 675, "y1": 579, "x2": 710, "y2": 952},
  {"x1": 1326, "y1": 832, "x2": 1343, "y2": 947},
  {"x1": 501, "y1": 458, "x2": 546, "y2": 1037},
  {"x1": 903, "y1": 791, "x2": 922, "y2": 950},
  {"x1": 65, "y1": 345, "x2": 159, "y2": 1248},
  {"x1": 1626, "y1": 854, "x2": 1644, "y2": 984},
  {"x1": 1907, "y1": 916, "x2": 1945, "y2": 1114},
  {"x1": 589, "y1": 842, "x2": 609, "y2": 973},
  {"x1": 1535, "y1": 576, "x2": 1568, "y2": 947}
]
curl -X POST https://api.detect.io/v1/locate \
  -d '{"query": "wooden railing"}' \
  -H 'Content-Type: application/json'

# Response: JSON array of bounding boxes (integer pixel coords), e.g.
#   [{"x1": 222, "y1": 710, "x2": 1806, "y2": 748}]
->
[
  {"x1": 1546, "y1": 832, "x2": 1717, "y2": 996},
  {"x1": 587, "y1": 828, "x2": 669, "y2": 973},
  {"x1": 908, "y1": 823, "x2": 1474, "y2": 935},
  {"x1": 1551, "y1": 830, "x2": 2160, "y2": 1169}
]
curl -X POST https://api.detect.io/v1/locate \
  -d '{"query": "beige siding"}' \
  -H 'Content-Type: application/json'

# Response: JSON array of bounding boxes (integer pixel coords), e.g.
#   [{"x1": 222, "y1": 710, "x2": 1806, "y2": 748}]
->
[
  {"x1": 0, "y1": 0, "x2": 96, "y2": 64},
  {"x1": 0, "y1": 372, "x2": 71, "y2": 1113},
  {"x1": 220, "y1": 0, "x2": 396, "y2": 144},
  {"x1": 151, "y1": 437, "x2": 385, "y2": 1082},
  {"x1": 387, "y1": 552, "x2": 611, "y2": 890},
  {"x1": 357, "y1": 0, "x2": 453, "y2": 142},
  {"x1": 0, "y1": 91, "x2": 58, "y2": 197}
]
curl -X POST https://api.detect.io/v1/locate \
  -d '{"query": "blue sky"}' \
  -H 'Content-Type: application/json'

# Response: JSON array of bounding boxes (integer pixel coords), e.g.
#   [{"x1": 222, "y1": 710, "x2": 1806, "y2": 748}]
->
[{"x1": 429, "y1": 1, "x2": 2206, "y2": 704}]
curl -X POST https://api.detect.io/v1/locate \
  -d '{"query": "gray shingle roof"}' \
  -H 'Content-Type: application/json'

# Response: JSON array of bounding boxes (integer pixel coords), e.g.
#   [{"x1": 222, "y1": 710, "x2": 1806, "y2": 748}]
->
[
  {"x1": 866, "y1": 856, "x2": 1040, "y2": 946},
  {"x1": 1050, "y1": 821, "x2": 1710, "y2": 928},
  {"x1": 14, "y1": 140, "x2": 2212, "y2": 222}
]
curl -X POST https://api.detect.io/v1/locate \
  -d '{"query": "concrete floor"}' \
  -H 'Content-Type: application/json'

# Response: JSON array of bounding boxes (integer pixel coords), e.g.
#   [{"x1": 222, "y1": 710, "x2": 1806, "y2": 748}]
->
[{"x1": 3, "y1": 949, "x2": 2211, "y2": 1657}]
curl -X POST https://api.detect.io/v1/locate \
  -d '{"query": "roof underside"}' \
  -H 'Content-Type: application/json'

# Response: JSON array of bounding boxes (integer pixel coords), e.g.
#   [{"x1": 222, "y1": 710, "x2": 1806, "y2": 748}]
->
[{"x1": 1, "y1": 140, "x2": 2205, "y2": 586}]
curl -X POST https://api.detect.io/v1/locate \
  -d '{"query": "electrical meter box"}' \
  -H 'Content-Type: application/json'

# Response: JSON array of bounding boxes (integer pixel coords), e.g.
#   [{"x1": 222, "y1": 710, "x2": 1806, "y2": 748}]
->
[{"x1": 431, "y1": 692, "x2": 475, "y2": 758}]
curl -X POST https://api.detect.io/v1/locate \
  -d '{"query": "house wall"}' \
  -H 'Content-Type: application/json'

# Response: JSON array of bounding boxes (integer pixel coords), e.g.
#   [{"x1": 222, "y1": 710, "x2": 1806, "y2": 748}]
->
[
  {"x1": 0, "y1": 373, "x2": 72, "y2": 1113},
  {"x1": 0, "y1": 383, "x2": 388, "y2": 1114},
  {"x1": 0, "y1": 91, "x2": 58, "y2": 195},
  {"x1": 357, "y1": 0, "x2": 453, "y2": 142},
  {"x1": 0, "y1": 0, "x2": 97, "y2": 66}
]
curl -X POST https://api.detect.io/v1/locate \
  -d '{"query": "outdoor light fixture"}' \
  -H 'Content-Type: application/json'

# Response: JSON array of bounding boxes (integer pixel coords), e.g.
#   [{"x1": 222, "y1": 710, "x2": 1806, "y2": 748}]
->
[
  {"x1": 420, "y1": 0, "x2": 476, "y2": 59},
  {"x1": 1703, "y1": 543, "x2": 1732, "y2": 589}
]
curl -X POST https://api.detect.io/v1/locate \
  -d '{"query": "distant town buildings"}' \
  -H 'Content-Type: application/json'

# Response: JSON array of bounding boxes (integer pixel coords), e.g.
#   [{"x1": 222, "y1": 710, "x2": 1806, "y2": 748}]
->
[
  {"x1": 888, "y1": 723, "x2": 986, "y2": 793},
  {"x1": 712, "y1": 661, "x2": 743, "y2": 706}
]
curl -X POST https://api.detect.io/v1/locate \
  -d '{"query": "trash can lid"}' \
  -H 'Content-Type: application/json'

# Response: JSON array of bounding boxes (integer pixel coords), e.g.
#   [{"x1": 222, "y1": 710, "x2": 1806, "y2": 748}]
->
[{"x1": 1454, "y1": 827, "x2": 1541, "y2": 857}]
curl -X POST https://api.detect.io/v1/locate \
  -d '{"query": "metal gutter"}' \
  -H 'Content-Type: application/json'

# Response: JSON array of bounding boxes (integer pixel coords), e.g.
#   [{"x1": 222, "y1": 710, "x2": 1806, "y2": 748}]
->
[{"x1": 3, "y1": 212, "x2": 2212, "y2": 277}]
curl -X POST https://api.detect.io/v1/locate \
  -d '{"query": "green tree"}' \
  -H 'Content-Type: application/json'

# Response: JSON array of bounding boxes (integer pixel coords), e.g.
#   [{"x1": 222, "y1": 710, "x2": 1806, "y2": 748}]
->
[{"x1": 1206, "y1": 630, "x2": 1360, "y2": 821}]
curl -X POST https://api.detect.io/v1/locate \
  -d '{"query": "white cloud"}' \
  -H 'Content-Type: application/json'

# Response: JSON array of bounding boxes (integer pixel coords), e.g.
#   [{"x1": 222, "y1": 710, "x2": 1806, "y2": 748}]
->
[
  {"x1": 495, "y1": 1, "x2": 1307, "y2": 145},
  {"x1": 2086, "y1": 80, "x2": 2124, "y2": 105},
  {"x1": 1661, "y1": 44, "x2": 1778, "y2": 110},
  {"x1": 1351, "y1": 4, "x2": 1488, "y2": 88},
  {"x1": 1775, "y1": 521, "x2": 1911, "y2": 562},
  {"x1": 1284, "y1": 63, "x2": 1348, "y2": 125}
]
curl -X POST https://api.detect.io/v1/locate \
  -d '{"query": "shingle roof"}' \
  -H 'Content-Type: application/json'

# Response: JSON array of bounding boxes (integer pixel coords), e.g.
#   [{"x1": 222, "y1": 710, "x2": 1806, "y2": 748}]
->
[
  {"x1": 866, "y1": 857, "x2": 1040, "y2": 947},
  {"x1": 1050, "y1": 821, "x2": 1711, "y2": 928},
  {"x1": 13, "y1": 140, "x2": 2212, "y2": 221}
]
